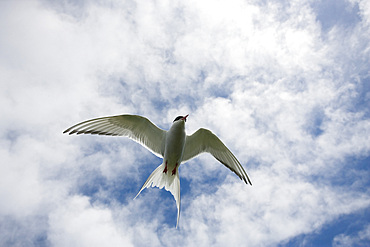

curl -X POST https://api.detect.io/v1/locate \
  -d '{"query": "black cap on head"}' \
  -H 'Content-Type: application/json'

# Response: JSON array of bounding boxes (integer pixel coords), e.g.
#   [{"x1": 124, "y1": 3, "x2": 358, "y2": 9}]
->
[{"x1": 173, "y1": 116, "x2": 186, "y2": 122}]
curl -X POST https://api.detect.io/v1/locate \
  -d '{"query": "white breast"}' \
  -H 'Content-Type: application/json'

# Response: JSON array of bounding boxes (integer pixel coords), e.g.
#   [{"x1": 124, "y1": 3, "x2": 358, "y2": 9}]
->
[{"x1": 164, "y1": 121, "x2": 186, "y2": 169}]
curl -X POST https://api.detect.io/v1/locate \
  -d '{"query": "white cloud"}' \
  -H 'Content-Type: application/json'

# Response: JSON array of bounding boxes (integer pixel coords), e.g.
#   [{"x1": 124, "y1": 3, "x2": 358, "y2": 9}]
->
[
  {"x1": 48, "y1": 196, "x2": 134, "y2": 247},
  {"x1": 0, "y1": 0, "x2": 369, "y2": 246},
  {"x1": 333, "y1": 224, "x2": 370, "y2": 247}
]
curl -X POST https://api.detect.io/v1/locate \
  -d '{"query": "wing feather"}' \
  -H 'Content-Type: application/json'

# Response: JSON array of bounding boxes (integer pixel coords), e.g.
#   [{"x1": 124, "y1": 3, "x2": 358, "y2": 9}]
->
[
  {"x1": 63, "y1": 115, "x2": 166, "y2": 157},
  {"x1": 182, "y1": 128, "x2": 252, "y2": 185}
]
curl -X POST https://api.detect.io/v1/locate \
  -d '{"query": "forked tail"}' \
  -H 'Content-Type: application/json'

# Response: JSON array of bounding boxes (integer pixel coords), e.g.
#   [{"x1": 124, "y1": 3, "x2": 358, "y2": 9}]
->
[{"x1": 134, "y1": 163, "x2": 181, "y2": 228}]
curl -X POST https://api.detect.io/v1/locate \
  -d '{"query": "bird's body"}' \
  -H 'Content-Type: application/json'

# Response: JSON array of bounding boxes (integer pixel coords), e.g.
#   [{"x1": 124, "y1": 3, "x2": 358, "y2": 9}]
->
[
  {"x1": 64, "y1": 114, "x2": 251, "y2": 228},
  {"x1": 163, "y1": 118, "x2": 186, "y2": 175}
]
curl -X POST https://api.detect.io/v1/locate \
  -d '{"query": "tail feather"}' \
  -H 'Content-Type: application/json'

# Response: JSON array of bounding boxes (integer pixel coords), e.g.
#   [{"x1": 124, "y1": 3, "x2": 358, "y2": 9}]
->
[{"x1": 134, "y1": 163, "x2": 181, "y2": 228}]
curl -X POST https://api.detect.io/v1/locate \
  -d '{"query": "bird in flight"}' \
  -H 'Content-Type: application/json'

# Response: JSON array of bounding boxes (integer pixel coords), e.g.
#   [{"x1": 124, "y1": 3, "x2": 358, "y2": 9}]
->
[{"x1": 63, "y1": 114, "x2": 252, "y2": 228}]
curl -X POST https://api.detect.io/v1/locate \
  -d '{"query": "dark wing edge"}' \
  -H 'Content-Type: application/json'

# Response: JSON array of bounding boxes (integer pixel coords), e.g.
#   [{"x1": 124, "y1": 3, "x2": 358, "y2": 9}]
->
[
  {"x1": 63, "y1": 115, "x2": 166, "y2": 157},
  {"x1": 183, "y1": 128, "x2": 252, "y2": 185}
]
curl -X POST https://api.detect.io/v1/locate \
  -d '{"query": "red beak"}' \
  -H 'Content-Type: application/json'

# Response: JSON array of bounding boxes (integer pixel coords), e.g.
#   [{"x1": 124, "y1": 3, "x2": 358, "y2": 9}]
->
[{"x1": 181, "y1": 114, "x2": 189, "y2": 121}]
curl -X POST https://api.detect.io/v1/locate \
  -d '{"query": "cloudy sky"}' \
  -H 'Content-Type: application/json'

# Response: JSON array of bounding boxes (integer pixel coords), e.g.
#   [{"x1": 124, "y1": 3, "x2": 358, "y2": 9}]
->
[{"x1": 1, "y1": 0, "x2": 369, "y2": 246}]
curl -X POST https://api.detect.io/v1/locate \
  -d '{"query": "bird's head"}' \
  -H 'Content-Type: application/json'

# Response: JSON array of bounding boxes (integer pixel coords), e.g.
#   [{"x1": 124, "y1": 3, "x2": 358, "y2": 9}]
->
[{"x1": 173, "y1": 114, "x2": 189, "y2": 123}]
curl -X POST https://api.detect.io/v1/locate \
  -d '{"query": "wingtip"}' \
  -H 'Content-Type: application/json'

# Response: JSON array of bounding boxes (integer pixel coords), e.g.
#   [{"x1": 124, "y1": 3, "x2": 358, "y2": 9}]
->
[
  {"x1": 242, "y1": 176, "x2": 252, "y2": 186},
  {"x1": 63, "y1": 127, "x2": 74, "y2": 134}
]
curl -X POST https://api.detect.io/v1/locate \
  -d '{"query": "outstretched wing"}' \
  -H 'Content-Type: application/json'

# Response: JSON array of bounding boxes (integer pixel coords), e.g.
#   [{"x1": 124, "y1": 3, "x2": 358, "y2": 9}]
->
[
  {"x1": 182, "y1": 128, "x2": 252, "y2": 185},
  {"x1": 63, "y1": 115, "x2": 166, "y2": 157}
]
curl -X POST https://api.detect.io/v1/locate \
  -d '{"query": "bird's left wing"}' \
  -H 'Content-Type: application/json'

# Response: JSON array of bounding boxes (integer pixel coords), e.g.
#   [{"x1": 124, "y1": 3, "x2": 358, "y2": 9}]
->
[
  {"x1": 63, "y1": 115, "x2": 166, "y2": 157},
  {"x1": 182, "y1": 128, "x2": 252, "y2": 185}
]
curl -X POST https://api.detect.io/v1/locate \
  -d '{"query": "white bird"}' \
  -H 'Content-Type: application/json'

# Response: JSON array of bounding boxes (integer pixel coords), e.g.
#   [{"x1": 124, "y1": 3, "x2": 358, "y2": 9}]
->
[{"x1": 63, "y1": 114, "x2": 252, "y2": 228}]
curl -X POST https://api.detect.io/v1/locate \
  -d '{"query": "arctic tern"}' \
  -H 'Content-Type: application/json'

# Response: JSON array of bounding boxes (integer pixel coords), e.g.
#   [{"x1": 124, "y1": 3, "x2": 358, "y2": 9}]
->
[{"x1": 63, "y1": 114, "x2": 252, "y2": 228}]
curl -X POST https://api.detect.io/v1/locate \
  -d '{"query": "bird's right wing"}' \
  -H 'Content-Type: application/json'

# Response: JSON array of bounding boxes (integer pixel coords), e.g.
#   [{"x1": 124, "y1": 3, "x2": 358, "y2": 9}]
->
[
  {"x1": 182, "y1": 128, "x2": 252, "y2": 185},
  {"x1": 63, "y1": 115, "x2": 166, "y2": 157}
]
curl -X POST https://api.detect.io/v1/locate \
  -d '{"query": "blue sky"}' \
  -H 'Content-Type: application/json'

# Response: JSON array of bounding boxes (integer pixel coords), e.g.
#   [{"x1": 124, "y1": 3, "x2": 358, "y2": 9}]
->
[{"x1": 0, "y1": 0, "x2": 369, "y2": 246}]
